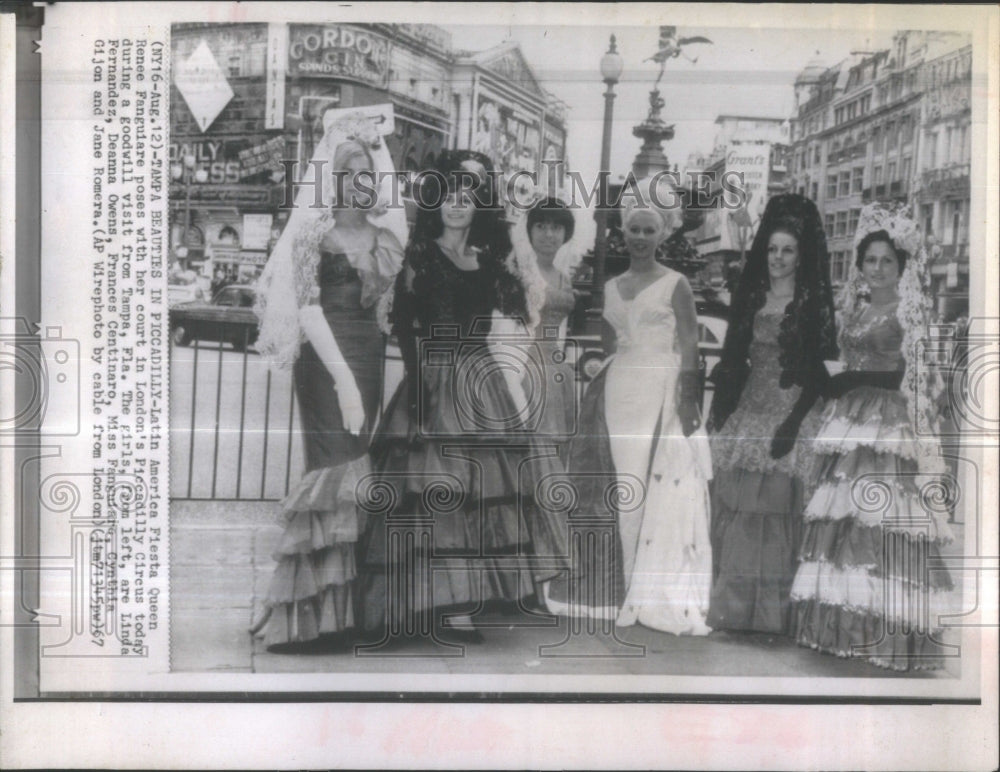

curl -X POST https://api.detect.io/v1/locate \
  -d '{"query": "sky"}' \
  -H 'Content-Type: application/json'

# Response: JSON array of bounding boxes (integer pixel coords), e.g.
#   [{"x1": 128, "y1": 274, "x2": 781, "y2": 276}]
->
[{"x1": 441, "y1": 24, "x2": 896, "y2": 188}]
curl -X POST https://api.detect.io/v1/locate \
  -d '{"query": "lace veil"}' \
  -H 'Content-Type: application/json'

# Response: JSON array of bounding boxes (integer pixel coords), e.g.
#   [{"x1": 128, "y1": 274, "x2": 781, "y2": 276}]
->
[
  {"x1": 254, "y1": 106, "x2": 407, "y2": 370},
  {"x1": 842, "y1": 203, "x2": 945, "y2": 474}
]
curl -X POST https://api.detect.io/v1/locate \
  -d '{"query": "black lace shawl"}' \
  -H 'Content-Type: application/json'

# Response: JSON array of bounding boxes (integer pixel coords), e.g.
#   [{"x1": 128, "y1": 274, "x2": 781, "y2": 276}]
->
[
  {"x1": 389, "y1": 151, "x2": 529, "y2": 409},
  {"x1": 708, "y1": 193, "x2": 839, "y2": 432}
]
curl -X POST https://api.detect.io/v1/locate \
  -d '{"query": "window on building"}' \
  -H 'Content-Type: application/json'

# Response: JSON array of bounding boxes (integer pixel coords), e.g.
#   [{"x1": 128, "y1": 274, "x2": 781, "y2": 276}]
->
[
  {"x1": 960, "y1": 125, "x2": 969, "y2": 163},
  {"x1": 887, "y1": 161, "x2": 897, "y2": 181},
  {"x1": 830, "y1": 251, "x2": 841, "y2": 281},
  {"x1": 928, "y1": 132, "x2": 938, "y2": 168},
  {"x1": 835, "y1": 107, "x2": 844, "y2": 125},
  {"x1": 887, "y1": 122, "x2": 898, "y2": 150},
  {"x1": 852, "y1": 167, "x2": 864, "y2": 193},
  {"x1": 922, "y1": 203, "x2": 934, "y2": 237},
  {"x1": 835, "y1": 211, "x2": 848, "y2": 237},
  {"x1": 901, "y1": 156, "x2": 912, "y2": 183},
  {"x1": 873, "y1": 126, "x2": 883, "y2": 153},
  {"x1": 825, "y1": 213, "x2": 835, "y2": 238},
  {"x1": 849, "y1": 208, "x2": 860, "y2": 235},
  {"x1": 951, "y1": 201, "x2": 963, "y2": 245},
  {"x1": 874, "y1": 166, "x2": 883, "y2": 185},
  {"x1": 838, "y1": 171, "x2": 850, "y2": 197},
  {"x1": 811, "y1": 181, "x2": 819, "y2": 201},
  {"x1": 827, "y1": 174, "x2": 838, "y2": 198},
  {"x1": 814, "y1": 146, "x2": 821, "y2": 164},
  {"x1": 945, "y1": 127, "x2": 955, "y2": 163},
  {"x1": 901, "y1": 115, "x2": 915, "y2": 144},
  {"x1": 227, "y1": 54, "x2": 241, "y2": 78}
]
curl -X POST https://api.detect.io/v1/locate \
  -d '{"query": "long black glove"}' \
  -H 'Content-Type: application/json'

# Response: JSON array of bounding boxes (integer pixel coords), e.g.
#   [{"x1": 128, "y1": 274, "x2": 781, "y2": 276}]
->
[
  {"x1": 390, "y1": 274, "x2": 424, "y2": 447},
  {"x1": 677, "y1": 370, "x2": 702, "y2": 438},
  {"x1": 825, "y1": 369, "x2": 904, "y2": 399},
  {"x1": 769, "y1": 360, "x2": 831, "y2": 460}
]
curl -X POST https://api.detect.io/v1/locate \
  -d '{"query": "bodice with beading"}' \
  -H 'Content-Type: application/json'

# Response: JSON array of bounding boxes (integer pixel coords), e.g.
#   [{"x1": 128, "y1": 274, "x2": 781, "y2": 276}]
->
[
  {"x1": 710, "y1": 308, "x2": 822, "y2": 479},
  {"x1": 840, "y1": 304, "x2": 905, "y2": 373},
  {"x1": 402, "y1": 243, "x2": 498, "y2": 338}
]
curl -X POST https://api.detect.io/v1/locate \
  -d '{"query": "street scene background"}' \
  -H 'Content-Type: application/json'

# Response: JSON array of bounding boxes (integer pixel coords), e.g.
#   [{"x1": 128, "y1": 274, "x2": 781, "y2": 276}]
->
[{"x1": 167, "y1": 20, "x2": 973, "y2": 677}]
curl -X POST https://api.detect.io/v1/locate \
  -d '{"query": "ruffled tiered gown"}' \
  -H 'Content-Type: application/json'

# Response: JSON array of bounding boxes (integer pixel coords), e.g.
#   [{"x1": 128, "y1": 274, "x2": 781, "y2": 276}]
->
[
  {"x1": 257, "y1": 251, "x2": 384, "y2": 647},
  {"x1": 359, "y1": 244, "x2": 571, "y2": 633},
  {"x1": 708, "y1": 308, "x2": 825, "y2": 634},
  {"x1": 790, "y1": 307, "x2": 955, "y2": 670}
]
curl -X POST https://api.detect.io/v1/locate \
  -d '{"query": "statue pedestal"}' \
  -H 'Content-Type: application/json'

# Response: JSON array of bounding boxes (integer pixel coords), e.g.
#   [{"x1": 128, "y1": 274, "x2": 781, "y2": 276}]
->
[{"x1": 631, "y1": 89, "x2": 675, "y2": 179}]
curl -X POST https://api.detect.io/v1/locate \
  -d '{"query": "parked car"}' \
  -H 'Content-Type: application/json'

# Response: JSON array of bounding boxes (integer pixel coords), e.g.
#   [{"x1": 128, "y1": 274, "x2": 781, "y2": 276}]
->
[{"x1": 169, "y1": 284, "x2": 259, "y2": 351}]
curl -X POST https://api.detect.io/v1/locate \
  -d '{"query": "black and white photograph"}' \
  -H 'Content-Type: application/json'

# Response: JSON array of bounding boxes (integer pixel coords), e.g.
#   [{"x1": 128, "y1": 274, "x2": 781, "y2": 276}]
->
[
  {"x1": 165, "y1": 16, "x2": 980, "y2": 684},
  {"x1": 1, "y1": 2, "x2": 997, "y2": 769}
]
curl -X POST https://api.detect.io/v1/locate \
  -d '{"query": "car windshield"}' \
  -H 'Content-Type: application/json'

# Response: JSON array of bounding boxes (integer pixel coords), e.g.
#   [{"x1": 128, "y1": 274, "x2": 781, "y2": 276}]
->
[{"x1": 215, "y1": 289, "x2": 239, "y2": 306}]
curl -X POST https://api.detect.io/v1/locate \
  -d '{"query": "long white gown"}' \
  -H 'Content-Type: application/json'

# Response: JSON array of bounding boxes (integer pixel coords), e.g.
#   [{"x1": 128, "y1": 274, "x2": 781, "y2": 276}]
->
[{"x1": 603, "y1": 269, "x2": 714, "y2": 635}]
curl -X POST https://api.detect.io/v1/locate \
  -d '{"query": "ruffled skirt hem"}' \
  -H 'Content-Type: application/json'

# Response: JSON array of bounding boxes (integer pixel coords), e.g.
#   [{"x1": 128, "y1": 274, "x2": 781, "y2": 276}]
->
[
  {"x1": 258, "y1": 456, "x2": 371, "y2": 645},
  {"x1": 793, "y1": 597, "x2": 953, "y2": 672}
]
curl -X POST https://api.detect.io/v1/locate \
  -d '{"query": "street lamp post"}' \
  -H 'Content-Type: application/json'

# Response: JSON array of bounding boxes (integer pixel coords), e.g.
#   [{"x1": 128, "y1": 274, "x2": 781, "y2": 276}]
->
[{"x1": 591, "y1": 35, "x2": 624, "y2": 313}]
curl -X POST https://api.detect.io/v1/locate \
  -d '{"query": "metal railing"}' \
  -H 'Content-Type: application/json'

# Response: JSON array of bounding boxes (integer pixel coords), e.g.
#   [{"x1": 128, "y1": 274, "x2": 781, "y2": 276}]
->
[
  {"x1": 171, "y1": 327, "x2": 962, "y2": 525},
  {"x1": 169, "y1": 330, "x2": 718, "y2": 503}
]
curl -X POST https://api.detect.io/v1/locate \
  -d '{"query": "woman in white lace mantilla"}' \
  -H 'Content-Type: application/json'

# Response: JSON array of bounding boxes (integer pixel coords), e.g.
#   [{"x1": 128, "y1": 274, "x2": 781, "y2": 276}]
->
[
  {"x1": 790, "y1": 203, "x2": 956, "y2": 671},
  {"x1": 249, "y1": 108, "x2": 407, "y2": 652}
]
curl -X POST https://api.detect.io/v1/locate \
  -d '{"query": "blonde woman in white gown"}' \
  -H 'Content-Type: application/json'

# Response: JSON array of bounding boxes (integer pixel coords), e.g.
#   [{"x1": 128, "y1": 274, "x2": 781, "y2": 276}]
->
[{"x1": 545, "y1": 179, "x2": 713, "y2": 635}]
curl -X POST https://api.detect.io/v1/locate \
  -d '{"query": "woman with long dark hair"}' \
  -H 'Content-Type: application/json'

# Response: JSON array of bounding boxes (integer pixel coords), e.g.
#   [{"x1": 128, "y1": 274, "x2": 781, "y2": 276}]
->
[
  {"x1": 707, "y1": 193, "x2": 838, "y2": 634},
  {"x1": 359, "y1": 151, "x2": 570, "y2": 644}
]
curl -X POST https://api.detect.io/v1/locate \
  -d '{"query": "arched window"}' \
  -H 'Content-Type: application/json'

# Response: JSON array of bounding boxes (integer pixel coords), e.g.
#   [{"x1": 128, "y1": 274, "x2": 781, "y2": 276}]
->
[{"x1": 217, "y1": 225, "x2": 239, "y2": 245}]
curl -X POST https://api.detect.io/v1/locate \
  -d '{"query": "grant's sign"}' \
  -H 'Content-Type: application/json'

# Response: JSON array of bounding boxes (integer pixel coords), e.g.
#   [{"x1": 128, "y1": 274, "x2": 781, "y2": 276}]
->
[
  {"x1": 726, "y1": 141, "x2": 771, "y2": 222},
  {"x1": 288, "y1": 25, "x2": 391, "y2": 89}
]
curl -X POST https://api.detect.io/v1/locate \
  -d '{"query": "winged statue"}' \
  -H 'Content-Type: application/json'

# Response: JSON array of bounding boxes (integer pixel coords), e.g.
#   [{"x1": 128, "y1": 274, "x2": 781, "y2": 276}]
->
[{"x1": 646, "y1": 26, "x2": 713, "y2": 83}]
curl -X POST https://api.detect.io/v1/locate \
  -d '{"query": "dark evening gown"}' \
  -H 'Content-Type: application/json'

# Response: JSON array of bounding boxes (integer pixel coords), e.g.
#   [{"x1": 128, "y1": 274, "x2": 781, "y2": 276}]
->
[
  {"x1": 359, "y1": 244, "x2": 571, "y2": 634},
  {"x1": 791, "y1": 306, "x2": 955, "y2": 670},
  {"x1": 256, "y1": 251, "x2": 383, "y2": 647}
]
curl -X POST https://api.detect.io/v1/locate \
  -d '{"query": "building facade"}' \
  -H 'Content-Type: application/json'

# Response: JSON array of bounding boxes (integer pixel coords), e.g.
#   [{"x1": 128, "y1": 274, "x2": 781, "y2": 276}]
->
[
  {"x1": 687, "y1": 115, "x2": 791, "y2": 287},
  {"x1": 788, "y1": 31, "x2": 971, "y2": 319},
  {"x1": 168, "y1": 23, "x2": 568, "y2": 285}
]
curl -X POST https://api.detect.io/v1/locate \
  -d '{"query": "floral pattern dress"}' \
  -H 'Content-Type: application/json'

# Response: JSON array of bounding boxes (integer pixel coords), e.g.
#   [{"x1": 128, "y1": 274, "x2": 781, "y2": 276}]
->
[{"x1": 790, "y1": 306, "x2": 955, "y2": 670}]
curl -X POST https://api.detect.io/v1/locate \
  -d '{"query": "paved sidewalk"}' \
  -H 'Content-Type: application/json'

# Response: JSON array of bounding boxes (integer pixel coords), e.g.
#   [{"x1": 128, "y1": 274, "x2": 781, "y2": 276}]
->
[{"x1": 170, "y1": 500, "x2": 962, "y2": 681}]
